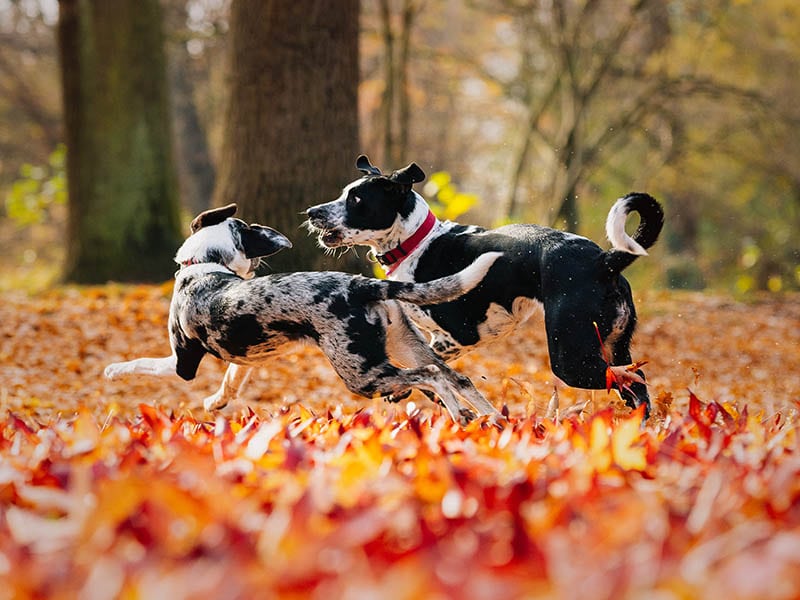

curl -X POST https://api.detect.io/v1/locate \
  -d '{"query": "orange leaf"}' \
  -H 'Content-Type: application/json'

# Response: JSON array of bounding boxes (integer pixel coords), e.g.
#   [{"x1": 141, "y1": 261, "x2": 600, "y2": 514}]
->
[{"x1": 611, "y1": 406, "x2": 647, "y2": 471}]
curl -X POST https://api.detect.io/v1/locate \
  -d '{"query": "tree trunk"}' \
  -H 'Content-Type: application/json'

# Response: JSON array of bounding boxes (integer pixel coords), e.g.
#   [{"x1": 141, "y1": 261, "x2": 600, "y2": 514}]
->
[
  {"x1": 58, "y1": 0, "x2": 181, "y2": 283},
  {"x1": 379, "y1": 0, "x2": 396, "y2": 166},
  {"x1": 396, "y1": 0, "x2": 417, "y2": 164},
  {"x1": 215, "y1": 0, "x2": 361, "y2": 273},
  {"x1": 165, "y1": 0, "x2": 216, "y2": 216}
]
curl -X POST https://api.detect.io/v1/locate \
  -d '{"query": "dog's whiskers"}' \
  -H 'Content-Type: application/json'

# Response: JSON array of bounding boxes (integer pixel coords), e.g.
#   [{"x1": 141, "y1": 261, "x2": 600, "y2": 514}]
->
[{"x1": 341, "y1": 245, "x2": 360, "y2": 259}]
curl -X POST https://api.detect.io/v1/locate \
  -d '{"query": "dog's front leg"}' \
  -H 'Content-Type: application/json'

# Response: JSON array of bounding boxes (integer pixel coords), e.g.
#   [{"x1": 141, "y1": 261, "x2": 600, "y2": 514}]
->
[
  {"x1": 104, "y1": 355, "x2": 177, "y2": 380},
  {"x1": 203, "y1": 363, "x2": 253, "y2": 411}
]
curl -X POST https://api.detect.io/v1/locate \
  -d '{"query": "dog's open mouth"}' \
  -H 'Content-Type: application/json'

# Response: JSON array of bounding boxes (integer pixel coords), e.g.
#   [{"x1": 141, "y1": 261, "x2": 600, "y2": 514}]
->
[
  {"x1": 304, "y1": 218, "x2": 344, "y2": 248},
  {"x1": 317, "y1": 229, "x2": 344, "y2": 248}
]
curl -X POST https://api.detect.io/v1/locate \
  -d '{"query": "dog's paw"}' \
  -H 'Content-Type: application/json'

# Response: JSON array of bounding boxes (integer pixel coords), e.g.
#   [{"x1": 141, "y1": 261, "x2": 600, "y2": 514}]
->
[
  {"x1": 458, "y1": 407, "x2": 477, "y2": 426},
  {"x1": 203, "y1": 392, "x2": 229, "y2": 412},
  {"x1": 104, "y1": 363, "x2": 127, "y2": 380},
  {"x1": 487, "y1": 412, "x2": 509, "y2": 431},
  {"x1": 383, "y1": 389, "x2": 413, "y2": 404}
]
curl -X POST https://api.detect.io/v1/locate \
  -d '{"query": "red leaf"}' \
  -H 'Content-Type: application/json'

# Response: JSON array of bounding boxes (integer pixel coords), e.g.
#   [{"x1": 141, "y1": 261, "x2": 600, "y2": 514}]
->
[
  {"x1": 688, "y1": 390, "x2": 712, "y2": 438},
  {"x1": 138, "y1": 403, "x2": 169, "y2": 435},
  {"x1": 605, "y1": 366, "x2": 616, "y2": 393}
]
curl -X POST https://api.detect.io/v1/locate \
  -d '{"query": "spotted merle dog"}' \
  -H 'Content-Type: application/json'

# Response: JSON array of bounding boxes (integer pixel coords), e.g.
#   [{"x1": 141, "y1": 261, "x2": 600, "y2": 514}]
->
[
  {"x1": 306, "y1": 156, "x2": 664, "y2": 415},
  {"x1": 104, "y1": 204, "x2": 503, "y2": 423}
]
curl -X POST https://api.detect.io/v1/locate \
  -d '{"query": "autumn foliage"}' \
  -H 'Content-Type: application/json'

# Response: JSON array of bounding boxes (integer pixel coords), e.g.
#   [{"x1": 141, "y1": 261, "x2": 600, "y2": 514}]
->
[{"x1": 1, "y1": 285, "x2": 799, "y2": 599}]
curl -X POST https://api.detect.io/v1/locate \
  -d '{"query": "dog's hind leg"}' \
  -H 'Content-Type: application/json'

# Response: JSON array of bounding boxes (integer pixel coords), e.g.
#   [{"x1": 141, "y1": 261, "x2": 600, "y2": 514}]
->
[
  {"x1": 104, "y1": 355, "x2": 177, "y2": 379},
  {"x1": 375, "y1": 365, "x2": 472, "y2": 425},
  {"x1": 203, "y1": 363, "x2": 253, "y2": 411},
  {"x1": 438, "y1": 365, "x2": 504, "y2": 423},
  {"x1": 384, "y1": 303, "x2": 501, "y2": 423},
  {"x1": 336, "y1": 360, "x2": 471, "y2": 425}
]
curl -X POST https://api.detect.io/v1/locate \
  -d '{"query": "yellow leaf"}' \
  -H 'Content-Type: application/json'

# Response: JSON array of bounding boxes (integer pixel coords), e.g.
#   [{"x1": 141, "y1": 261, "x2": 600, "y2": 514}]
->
[
  {"x1": 297, "y1": 404, "x2": 314, "y2": 421},
  {"x1": 437, "y1": 183, "x2": 456, "y2": 203},
  {"x1": 611, "y1": 413, "x2": 647, "y2": 471},
  {"x1": 423, "y1": 171, "x2": 450, "y2": 196},
  {"x1": 443, "y1": 193, "x2": 478, "y2": 221},
  {"x1": 589, "y1": 415, "x2": 612, "y2": 472}
]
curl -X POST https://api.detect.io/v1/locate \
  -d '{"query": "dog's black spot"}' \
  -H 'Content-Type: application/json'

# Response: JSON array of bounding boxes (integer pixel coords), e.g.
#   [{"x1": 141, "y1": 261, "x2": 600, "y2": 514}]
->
[
  {"x1": 312, "y1": 279, "x2": 339, "y2": 304},
  {"x1": 195, "y1": 325, "x2": 208, "y2": 343},
  {"x1": 218, "y1": 313, "x2": 270, "y2": 357},
  {"x1": 203, "y1": 247, "x2": 234, "y2": 267},
  {"x1": 383, "y1": 280, "x2": 409, "y2": 297},
  {"x1": 327, "y1": 294, "x2": 351, "y2": 319},
  {"x1": 267, "y1": 319, "x2": 319, "y2": 342},
  {"x1": 344, "y1": 309, "x2": 387, "y2": 373},
  {"x1": 210, "y1": 297, "x2": 233, "y2": 323},
  {"x1": 350, "y1": 277, "x2": 401, "y2": 305}
]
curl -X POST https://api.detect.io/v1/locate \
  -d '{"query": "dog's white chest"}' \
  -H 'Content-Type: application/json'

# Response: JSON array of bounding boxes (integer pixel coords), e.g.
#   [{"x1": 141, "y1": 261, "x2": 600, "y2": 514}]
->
[
  {"x1": 403, "y1": 295, "x2": 542, "y2": 356},
  {"x1": 477, "y1": 296, "x2": 543, "y2": 341}
]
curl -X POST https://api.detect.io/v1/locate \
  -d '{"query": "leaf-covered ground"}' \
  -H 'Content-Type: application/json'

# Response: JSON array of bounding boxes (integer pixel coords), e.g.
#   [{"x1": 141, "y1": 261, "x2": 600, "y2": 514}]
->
[{"x1": 1, "y1": 286, "x2": 799, "y2": 599}]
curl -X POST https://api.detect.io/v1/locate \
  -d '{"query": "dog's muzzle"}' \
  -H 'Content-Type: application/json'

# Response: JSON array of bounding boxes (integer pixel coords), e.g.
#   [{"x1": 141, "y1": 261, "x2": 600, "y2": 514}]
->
[
  {"x1": 306, "y1": 220, "x2": 344, "y2": 247},
  {"x1": 318, "y1": 229, "x2": 346, "y2": 247},
  {"x1": 306, "y1": 208, "x2": 345, "y2": 247}
]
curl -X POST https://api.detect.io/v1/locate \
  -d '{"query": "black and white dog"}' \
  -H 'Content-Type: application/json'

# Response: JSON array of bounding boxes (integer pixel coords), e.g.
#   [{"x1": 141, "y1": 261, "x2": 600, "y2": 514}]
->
[
  {"x1": 104, "y1": 204, "x2": 503, "y2": 424},
  {"x1": 306, "y1": 156, "x2": 664, "y2": 415}
]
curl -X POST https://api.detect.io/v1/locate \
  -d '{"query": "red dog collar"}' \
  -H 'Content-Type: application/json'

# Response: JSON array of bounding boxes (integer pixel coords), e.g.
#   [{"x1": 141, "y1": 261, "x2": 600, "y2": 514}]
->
[
  {"x1": 377, "y1": 210, "x2": 437, "y2": 274},
  {"x1": 180, "y1": 257, "x2": 200, "y2": 268}
]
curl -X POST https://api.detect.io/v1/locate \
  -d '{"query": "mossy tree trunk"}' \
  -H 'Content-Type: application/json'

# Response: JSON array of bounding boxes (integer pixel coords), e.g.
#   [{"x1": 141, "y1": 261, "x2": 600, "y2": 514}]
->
[
  {"x1": 58, "y1": 0, "x2": 181, "y2": 283},
  {"x1": 214, "y1": 0, "x2": 362, "y2": 273}
]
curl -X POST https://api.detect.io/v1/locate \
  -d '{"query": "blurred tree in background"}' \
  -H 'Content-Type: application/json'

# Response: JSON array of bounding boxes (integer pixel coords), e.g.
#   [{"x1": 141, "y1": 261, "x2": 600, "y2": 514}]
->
[
  {"x1": 0, "y1": 0, "x2": 798, "y2": 290},
  {"x1": 163, "y1": 0, "x2": 218, "y2": 217},
  {"x1": 58, "y1": 0, "x2": 181, "y2": 283},
  {"x1": 214, "y1": 0, "x2": 362, "y2": 273},
  {"x1": 359, "y1": 0, "x2": 800, "y2": 291}
]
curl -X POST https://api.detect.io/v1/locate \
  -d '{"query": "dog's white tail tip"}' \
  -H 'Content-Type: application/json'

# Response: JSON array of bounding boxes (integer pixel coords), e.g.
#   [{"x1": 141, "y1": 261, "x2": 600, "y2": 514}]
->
[{"x1": 606, "y1": 198, "x2": 648, "y2": 255}]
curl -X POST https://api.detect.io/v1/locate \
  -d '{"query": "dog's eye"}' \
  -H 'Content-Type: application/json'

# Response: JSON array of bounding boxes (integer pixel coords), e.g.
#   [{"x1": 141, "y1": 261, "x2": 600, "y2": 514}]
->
[{"x1": 347, "y1": 195, "x2": 362, "y2": 208}]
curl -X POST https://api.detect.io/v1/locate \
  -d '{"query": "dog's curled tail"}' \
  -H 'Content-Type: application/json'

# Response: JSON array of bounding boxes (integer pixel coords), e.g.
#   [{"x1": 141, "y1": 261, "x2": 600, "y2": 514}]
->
[
  {"x1": 386, "y1": 251, "x2": 503, "y2": 305},
  {"x1": 603, "y1": 193, "x2": 664, "y2": 275}
]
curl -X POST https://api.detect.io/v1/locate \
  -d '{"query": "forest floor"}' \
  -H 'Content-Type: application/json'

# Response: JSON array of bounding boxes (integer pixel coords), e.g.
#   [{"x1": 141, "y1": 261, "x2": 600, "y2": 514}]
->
[{"x1": 1, "y1": 285, "x2": 799, "y2": 599}]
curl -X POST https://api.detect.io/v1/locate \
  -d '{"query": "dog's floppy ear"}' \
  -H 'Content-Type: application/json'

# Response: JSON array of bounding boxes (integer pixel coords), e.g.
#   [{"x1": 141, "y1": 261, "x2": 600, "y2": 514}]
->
[
  {"x1": 356, "y1": 154, "x2": 382, "y2": 176},
  {"x1": 191, "y1": 203, "x2": 237, "y2": 233},
  {"x1": 240, "y1": 225, "x2": 293, "y2": 259},
  {"x1": 389, "y1": 162, "x2": 425, "y2": 186}
]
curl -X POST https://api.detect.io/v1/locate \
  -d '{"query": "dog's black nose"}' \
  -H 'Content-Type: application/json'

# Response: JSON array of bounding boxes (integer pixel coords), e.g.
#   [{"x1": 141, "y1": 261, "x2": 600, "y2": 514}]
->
[{"x1": 306, "y1": 205, "x2": 324, "y2": 222}]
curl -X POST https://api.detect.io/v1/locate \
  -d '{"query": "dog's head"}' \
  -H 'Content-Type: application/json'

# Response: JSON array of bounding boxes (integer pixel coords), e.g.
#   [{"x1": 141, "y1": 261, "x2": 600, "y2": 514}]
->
[
  {"x1": 305, "y1": 155, "x2": 426, "y2": 249},
  {"x1": 175, "y1": 204, "x2": 292, "y2": 279}
]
